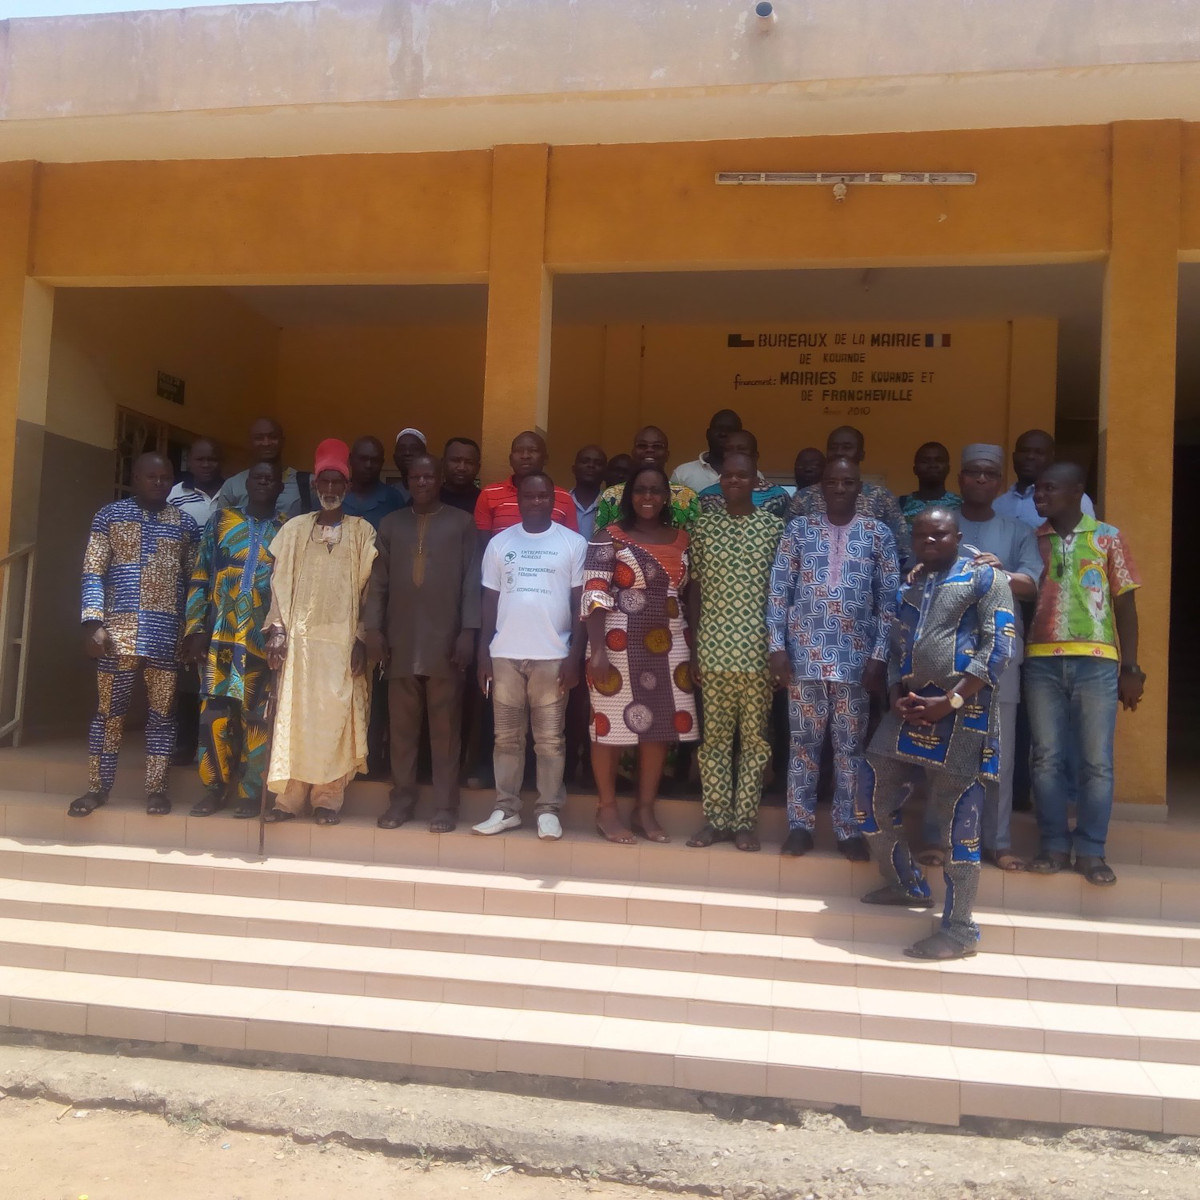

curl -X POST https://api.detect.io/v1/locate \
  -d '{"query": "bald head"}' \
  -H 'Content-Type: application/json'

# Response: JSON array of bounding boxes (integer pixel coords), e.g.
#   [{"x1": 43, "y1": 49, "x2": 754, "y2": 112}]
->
[
  {"x1": 827, "y1": 425, "x2": 865, "y2": 463},
  {"x1": 349, "y1": 436, "x2": 386, "y2": 489},
  {"x1": 510, "y1": 430, "x2": 548, "y2": 478},
  {"x1": 633, "y1": 425, "x2": 669, "y2": 471},
  {"x1": 821, "y1": 456, "x2": 862, "y2": 520},
  {"x1": 131, "y1": 452, "x2": 174, "y2": 510},
  {"x1": 911, "y1": 506, "x2": 962, "y2": 569},
  {"x1": 1032, "y1": 460, "x2": 1087, "y2": 526},
  {"x1": 248, "y1": 417, "x2": 284, "y2": 465},
  {"x1": 1013, "y1": 428, "x2": 1056, "y2": 487}
]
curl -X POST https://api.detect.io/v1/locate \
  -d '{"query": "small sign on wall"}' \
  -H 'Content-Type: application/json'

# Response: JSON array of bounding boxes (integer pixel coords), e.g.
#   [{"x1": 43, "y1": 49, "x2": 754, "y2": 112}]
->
[{"x1": 157, "y1": 370, "x2": 185, "y2": 405}]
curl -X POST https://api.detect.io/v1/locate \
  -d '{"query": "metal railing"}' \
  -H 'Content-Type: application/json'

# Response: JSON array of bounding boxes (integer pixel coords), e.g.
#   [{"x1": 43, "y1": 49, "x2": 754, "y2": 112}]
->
[{"x1": 0, "y1": 544, "x2": 35, "y2": 747}]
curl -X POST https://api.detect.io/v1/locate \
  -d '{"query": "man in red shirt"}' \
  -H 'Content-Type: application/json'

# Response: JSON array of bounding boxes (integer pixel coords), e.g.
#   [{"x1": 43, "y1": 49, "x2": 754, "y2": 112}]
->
[{"x1": 474, "y1": 431, "x2": 579, "y2": 542}]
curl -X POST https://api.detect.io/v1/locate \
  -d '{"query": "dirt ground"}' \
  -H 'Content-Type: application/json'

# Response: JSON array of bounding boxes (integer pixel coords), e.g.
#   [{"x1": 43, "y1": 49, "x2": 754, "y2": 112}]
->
[
  {"x1": 2, "y1": 1095, "x2": 658, "y2": 1200},
  {"x1": 4, "y1": 1091, "x2": 1200, "y2": 1200}
]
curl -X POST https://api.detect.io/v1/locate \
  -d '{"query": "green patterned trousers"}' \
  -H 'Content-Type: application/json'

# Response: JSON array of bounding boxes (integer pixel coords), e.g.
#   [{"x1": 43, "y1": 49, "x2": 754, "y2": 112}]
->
[{"x1": 697, "y1": 669, "x2": 772, "y2": 831}]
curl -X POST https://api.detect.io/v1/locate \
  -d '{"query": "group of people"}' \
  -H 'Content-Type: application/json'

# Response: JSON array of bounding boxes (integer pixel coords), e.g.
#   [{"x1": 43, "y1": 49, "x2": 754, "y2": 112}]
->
[{"x1": 70, "y1": 410, "x2": 1143, "y2": 962}]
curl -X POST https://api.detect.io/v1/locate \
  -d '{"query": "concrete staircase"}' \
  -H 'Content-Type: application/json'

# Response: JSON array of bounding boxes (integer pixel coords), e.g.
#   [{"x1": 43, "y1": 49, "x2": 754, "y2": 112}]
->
[{"x1": 0, "y1": 740, "x2": 1198, "y2": 1136}]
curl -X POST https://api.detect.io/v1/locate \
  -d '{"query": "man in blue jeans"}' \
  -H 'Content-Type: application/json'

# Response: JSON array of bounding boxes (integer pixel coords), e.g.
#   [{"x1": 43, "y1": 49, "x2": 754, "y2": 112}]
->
[{"x1": 1025, "y1": 463, "x2": 1144, "y2": 887}]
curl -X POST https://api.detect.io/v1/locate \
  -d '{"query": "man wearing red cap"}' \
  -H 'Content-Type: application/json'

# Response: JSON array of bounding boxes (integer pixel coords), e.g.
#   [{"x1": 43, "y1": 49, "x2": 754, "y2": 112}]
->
[{"x1": 262, "y1": 438, "x2": 378, "y2": 824}]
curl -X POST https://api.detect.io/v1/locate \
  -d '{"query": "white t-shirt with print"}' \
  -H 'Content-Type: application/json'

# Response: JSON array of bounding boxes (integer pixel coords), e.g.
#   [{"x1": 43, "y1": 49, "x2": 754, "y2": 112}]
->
[{"x1": 482, "y1": 522, "x2": 587, "y2": 660}]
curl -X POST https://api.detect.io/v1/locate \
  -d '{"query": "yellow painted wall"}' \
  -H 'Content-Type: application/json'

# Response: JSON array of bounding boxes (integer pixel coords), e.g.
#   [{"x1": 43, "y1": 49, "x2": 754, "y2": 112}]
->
[
  {"x1": 274, "y1": 323, "x2": 487, "y2": 468},
  {"x1": 547, "y1": 127, "x2": 1112, "y2": 270},
  {"x1": 32, "y1": 153, "x2": 493, "y2": 284},
  {"x1": 46, "y1": 288, "x2": 279, "y2": 455},
  {"x1": 548, "y1": 319, "x2": 1054, "y2": 491}
]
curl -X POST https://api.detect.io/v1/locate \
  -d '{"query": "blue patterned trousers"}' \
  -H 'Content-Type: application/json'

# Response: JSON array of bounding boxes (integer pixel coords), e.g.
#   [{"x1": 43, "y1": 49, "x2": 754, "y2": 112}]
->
[
  {"x1": 786, "y1": 679, "x2": 868, "y2": 840},
  {"x1": 856, "y1": 753, "x2": 983, "y2": 948},
  {"x1": 87, "y1": 655, "x2": 178, "y2": 796}
]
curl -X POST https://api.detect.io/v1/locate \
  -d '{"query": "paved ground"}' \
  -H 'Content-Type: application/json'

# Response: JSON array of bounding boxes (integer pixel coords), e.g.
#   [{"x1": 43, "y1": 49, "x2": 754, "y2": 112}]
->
[{"x1": 1, "y1": 1043, "x2": 1198, "y2": 1200}]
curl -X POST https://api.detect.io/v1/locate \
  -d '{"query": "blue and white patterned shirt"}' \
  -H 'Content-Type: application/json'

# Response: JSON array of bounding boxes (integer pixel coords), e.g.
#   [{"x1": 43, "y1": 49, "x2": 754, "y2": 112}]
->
[
  {"x1": 81, "y1": 498, "x2": 199, "y2": 658},
  {"x1": 766, "y1": 515, "x2": 899, "y2": 685}
]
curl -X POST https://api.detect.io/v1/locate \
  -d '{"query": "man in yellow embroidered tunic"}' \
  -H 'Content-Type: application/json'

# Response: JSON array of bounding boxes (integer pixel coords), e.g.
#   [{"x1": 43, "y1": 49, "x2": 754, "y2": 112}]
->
[{"x1": 263, "y1": 439, "x2": 377, "y2": 825}]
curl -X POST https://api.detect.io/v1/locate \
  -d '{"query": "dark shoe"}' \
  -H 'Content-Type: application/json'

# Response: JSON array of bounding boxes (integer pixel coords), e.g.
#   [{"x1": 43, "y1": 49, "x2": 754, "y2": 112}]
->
[
  {"x1": 781, "y1": 828, "x2": 815, "y2": 856},
  {"x1": 904, "y1": 932, "x2": 977, "y2": 961},
  {"x1": 861, "y1": 884, "x2": 934, "y2": 910},
  {"x1": 837, "y1": 836, "x2": 870, "y2": 862},
  {"x1": 67, "y1": 791, "x2": 108, "y2": 818},
  {"x1": 145, "y1": 794, "x2": 172, "y2": 816},
  {"x1": 1074, "y1": 855, "x2": 1117, "y2": 887},
  {"x1": 1011, "y1": 791, "x2": 1033, "y2": 813},
  {"x1": 1027, "y1": 851, "x2": 1071, "y2": 875},
  {"x1": 264, "y1": 808, "x2": 296, "y2": 823}
]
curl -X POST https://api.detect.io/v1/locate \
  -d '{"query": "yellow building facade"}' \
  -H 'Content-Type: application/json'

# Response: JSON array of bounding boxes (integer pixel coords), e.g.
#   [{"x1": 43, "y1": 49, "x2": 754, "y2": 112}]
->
[{"x1": 1, "y1": 2, "x2": 1198, "y2": 814}]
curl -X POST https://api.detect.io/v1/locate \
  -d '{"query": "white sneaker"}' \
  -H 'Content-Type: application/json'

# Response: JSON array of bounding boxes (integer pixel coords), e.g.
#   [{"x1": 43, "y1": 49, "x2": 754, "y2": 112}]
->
[
  {"x1": 473, "y1": 809, "x2": 521, "y2": 835},
  {"x1": 537, "y1": 813, "x2": 563, "y2": 840}
]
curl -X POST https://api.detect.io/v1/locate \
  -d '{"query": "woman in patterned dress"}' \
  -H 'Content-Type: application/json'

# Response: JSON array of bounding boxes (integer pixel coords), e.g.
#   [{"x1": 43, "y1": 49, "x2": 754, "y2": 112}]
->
[{"x1": 583, "y1": 467, "x2": 699, "y2": 844}]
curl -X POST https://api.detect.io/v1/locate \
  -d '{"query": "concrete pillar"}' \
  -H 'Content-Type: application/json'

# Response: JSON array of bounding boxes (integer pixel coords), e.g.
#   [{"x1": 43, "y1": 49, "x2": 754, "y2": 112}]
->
[
  {"x1": 0, "y1": 162, "x2": 53, "y2": 554},
  {"x1": 1099, "y1": 121, "x2": 1181, "y2": 813},
  {"x1": 480, "y1": 145, "x2": 551, "y2": 483}
]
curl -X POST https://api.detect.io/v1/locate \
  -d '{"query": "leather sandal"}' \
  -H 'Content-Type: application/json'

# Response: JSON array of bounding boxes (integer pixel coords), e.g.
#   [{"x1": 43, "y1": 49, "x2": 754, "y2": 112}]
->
[
  {"x1": 904, "y1": 931, "x2": 978, "y2": 961},
  {"x1": 1074, "y1": 855, "x2": 1117, "y2": 887}
]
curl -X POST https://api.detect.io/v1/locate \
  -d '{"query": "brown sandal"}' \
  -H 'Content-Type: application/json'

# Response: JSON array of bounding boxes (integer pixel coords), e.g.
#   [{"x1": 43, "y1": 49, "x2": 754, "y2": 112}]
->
[
  {"x1": 984, "y1": 849, "x2": 1026, "y2": 872},
  {"x1": 595, "y1": 806, "x2": 635, "y2": 845}
]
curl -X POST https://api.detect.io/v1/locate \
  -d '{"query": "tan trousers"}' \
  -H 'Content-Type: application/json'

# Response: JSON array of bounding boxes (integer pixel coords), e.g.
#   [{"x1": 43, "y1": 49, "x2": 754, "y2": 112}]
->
[{"x1": 273, "y1": 770, "x2": 356, "y2": 815}]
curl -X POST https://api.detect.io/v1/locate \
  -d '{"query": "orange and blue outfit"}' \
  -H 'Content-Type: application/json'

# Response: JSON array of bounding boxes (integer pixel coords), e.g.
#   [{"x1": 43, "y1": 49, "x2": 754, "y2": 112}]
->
[{"x1": 81, "y1": 497, "x2": 199, "y2": 797}]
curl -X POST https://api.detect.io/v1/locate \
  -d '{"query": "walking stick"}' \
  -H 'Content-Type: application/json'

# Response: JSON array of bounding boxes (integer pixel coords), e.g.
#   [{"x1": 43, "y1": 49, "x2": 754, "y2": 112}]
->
[{"x1": 256, "y1": 674, "x2": 278, "y2": 862}]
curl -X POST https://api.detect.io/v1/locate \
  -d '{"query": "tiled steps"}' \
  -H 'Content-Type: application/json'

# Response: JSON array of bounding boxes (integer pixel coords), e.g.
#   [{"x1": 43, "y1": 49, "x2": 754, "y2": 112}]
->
[
  {"x1": 0, "y1": 796, "x2": 1195, "y2": 923},
  {"x1": 0, "y1": 912, "x2": 1198, "y2": 1065},
  {"x1": 1, "y1": 736, "x2": 1196, "y2": 868},
  {"x1": 1, "y1": 840, "x2": 1199, "y2": 1132},
  {"x1": 2, "y1": 838, "x2": 1199, "y2": 965},
  {"x1": 5, "y1": 960, "x2": 1199, "y2": 1134}
]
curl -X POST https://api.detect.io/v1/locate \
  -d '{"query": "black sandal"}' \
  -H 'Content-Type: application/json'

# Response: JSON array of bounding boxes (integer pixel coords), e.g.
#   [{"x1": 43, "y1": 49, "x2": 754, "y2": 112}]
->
[
  {"x1": 686, "y1": 823, "x2": 731, "y2": 848},
  {"x1": 67, "y1": 792, "x2": 108, "y2": 818},
  {"x1": 189, "y1": 795, "x2": 226, "y2": 817},
  {"x1": 1074, "y1": 855, "x2": 1117, "y2": 887},
  {"x1": 264, "y1": 808, "x2": 296, "y2": 823},
  {"x1": 376, "y1": 803, "x2": 415, "y2": 830},
  {"x1": 734, "y1": 829, "x2": 760, "y2": 853},
  {"x1": 145, "y1": 794, "x2": 172, "y2": 816},
  {"x1": 904, "y1": 932, "x2": 977, "y2": 961},
  {"x1": 861, "y1": 884, "x2": 935, "y2": 909},
  {"x1": 1028, "y1": 851, "x2": 1071, "y2": 875},
  {"x1": 428, "y1": 808, "x2": 457, "y2": 834},
  {"x1": 233, "y1": 801, "x2": 260, "y2": 819},
  {"x1": 313, "y1": 807, "x2": 341, "y2": 826}
]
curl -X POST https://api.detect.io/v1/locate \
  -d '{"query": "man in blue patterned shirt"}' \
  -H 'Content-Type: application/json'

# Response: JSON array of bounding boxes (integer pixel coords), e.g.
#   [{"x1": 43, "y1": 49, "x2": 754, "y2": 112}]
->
[
  {"x1": 855, "y1": 508, "x2": 1014, "y2": 961},
  {"x1": 767, "y1": 458, "x2": 899, "y2": 860},
  {"x1": 69, "y1": 453, "x2": 199, "y2": 818}
]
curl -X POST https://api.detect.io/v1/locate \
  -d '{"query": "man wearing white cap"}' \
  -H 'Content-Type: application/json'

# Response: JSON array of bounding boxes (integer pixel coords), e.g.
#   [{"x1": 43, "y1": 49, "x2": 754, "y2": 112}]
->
[
  {"x1": 920, "y1": 443, "x2": 1040, "y2": 871},
  {"x1": 393, "y1": 427, "x2": 428, "y2": 505}
]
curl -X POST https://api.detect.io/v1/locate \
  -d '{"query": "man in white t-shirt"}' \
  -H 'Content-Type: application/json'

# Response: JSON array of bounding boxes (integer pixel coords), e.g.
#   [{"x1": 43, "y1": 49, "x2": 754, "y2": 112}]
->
[{"x1": 476, "y1": 473, "x2": 587, "y2": 840}]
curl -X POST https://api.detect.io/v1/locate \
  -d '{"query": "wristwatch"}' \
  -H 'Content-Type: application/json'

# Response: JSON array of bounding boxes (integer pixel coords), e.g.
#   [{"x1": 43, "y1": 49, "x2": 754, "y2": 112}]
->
[
  {"x1": 946, "y1": 691, "x2": 965, "y2": 710},
  {"x1": 1120, "y1": 663, "x2": 1146, "y2": 679}
]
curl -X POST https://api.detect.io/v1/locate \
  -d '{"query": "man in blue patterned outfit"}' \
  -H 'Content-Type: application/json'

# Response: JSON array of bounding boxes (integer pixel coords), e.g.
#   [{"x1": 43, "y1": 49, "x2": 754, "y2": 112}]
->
[
  {"x1": 767, "y1": 458, "x2": 899, "y2": 860},
  {"x1": 856, "y1": 508, "x2": 1014, "y2": 961},
  {"x1": 70, "y1": 452, "x2": 200, "y2": 818}
]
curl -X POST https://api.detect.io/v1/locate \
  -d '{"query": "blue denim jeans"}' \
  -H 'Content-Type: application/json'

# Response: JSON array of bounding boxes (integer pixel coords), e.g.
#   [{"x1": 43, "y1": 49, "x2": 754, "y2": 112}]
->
[{"x1": 1024, "y1": 656, "x2": 1118, "y2": 858}]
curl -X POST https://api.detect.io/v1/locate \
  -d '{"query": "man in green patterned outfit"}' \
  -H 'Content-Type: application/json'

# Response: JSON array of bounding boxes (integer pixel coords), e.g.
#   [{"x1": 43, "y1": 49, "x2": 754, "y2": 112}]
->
[{"x1": 686, "y1": 450, "x2": 784, "y2": 852}]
